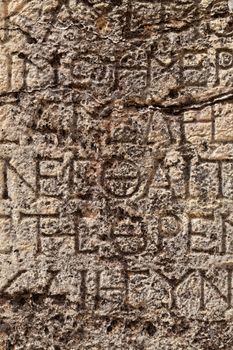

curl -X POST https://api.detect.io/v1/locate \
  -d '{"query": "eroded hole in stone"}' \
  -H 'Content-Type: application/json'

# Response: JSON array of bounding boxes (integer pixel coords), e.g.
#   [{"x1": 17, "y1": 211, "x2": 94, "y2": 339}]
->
[{"x1": 144, "y1": 321, "x2": 157, "y2": 336}]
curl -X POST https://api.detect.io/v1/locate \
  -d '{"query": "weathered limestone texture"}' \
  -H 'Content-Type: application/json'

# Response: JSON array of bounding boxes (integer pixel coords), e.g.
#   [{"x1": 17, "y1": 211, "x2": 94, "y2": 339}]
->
[{"x1": 2, "y1": 0, "x2": 233, "y2": 349}]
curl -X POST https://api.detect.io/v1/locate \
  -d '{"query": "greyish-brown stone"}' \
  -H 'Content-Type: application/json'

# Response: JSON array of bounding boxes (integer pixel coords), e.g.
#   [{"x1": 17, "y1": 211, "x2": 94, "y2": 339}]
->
[{"x1": 1, "y1": 0, "x2": 233, "y2": 349}]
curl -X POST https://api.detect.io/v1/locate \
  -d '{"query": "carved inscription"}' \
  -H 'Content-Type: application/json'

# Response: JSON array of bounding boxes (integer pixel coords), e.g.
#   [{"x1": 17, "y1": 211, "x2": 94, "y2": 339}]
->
[{"x1": 1, "y1": 0, "x2": 233, "y2": 348}]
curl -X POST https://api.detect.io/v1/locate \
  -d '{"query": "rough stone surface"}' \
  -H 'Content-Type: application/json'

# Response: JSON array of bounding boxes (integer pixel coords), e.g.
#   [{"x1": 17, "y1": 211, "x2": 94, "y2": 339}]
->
[{"x1": 1, "y1": 0, "x2": 233, "y2": 349}]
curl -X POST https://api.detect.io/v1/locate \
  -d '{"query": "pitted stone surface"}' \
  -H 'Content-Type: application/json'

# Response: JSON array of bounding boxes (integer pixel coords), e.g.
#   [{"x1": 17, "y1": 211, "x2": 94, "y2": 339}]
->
[{"x1": 1, "y1": 0, "x2": 233, "y2": 349}]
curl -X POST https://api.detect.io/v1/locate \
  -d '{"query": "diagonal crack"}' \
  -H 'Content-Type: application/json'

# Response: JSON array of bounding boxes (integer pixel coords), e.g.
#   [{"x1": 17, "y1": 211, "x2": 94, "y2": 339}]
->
[{"x1": 124, "y1": 89, "x2": 233, "y2": 114}]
